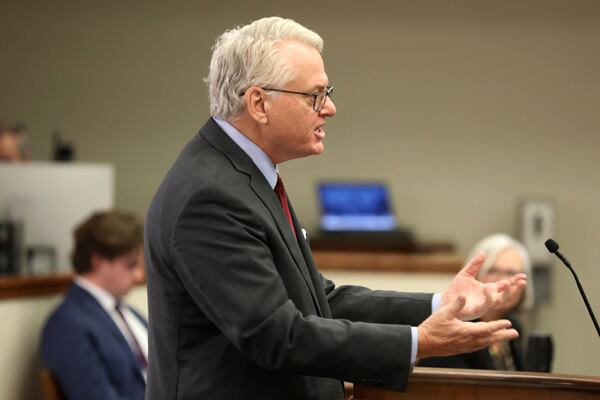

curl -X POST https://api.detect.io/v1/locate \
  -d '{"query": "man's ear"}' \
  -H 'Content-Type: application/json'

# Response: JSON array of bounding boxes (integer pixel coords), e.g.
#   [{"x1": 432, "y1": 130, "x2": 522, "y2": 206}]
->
[
  {"x1": 244, "y1": 86, "x2": 269, "y2": 125},
  {"x1": 90, "y1": 254, "x2": 108, "y2": 273}
]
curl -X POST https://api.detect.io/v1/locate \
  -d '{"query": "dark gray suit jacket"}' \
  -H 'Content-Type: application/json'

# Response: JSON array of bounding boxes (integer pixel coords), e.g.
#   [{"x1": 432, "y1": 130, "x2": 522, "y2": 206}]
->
[{"x1": 144, "y1": 118, "x2": 433, "y2": 400}]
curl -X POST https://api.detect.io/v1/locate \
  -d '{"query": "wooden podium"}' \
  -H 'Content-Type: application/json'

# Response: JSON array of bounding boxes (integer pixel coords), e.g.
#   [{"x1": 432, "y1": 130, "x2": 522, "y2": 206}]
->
[{"x1": 352, "y1": 367, "x2": 600, "y2": 400}]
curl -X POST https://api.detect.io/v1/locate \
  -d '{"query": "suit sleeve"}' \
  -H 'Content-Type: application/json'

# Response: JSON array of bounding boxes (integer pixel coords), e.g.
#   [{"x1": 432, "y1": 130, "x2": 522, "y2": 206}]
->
[
  {"x1": 320, "y1": 274, "x2": 433, "y2": 326},
  {"x1": 170, "y1": 187, "x2": 415, "y2": 391},
  {"x1": 41, "y1": 315, "x2": 127, "y2": 400}
]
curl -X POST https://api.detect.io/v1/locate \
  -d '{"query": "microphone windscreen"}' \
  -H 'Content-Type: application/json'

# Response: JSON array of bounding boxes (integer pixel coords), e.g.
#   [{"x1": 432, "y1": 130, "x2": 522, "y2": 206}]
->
[{"x1": 545, "y1": 239, "x2": 560, "y2": 253}]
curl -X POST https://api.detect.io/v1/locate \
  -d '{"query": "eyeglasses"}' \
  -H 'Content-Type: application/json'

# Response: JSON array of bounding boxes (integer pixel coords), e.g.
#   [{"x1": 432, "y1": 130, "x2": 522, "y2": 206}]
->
[{"x1": 240, "y1": 86, "x2": 334, "y2": 112}]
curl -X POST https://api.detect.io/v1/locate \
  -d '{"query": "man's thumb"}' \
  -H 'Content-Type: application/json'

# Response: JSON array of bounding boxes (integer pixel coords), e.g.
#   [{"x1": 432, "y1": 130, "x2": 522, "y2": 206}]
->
[{"x1": 442, "y1": 294, "x2": 466, "y2": 318}]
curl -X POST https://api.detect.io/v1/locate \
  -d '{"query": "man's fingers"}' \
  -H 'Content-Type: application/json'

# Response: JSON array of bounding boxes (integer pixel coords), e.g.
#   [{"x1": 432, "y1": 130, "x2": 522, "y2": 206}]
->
[
  {"x1": 482, "y1": 284, "x2": 502, "y2": 306},
  {"x1": 470, "y1": 328, "x2": 519, "y2": 350},
  {"x1": 493, "y1": 279, "x2": 509, "y2": 292},
  {"x1": 441, "y1": 295, "x2": 466, "y2": 318},
  {"x1": 494, "y1": 273, "x2": 528, "y2": 294},
  {"x1": 460, "y1": 251, "x2": 486, "y2": 277},
  {"x1": 487, "y1": 318, "x2": 513, "y2": 331},
  {"x1": 468, "y1": 319, "x2": 513, "y2": 338},
  {"x1": 511, "y1": 273, "x2": 528, "y2": 287},
  {"x1": 491, "y1": 328, "x2": 519, "y2": 342}
]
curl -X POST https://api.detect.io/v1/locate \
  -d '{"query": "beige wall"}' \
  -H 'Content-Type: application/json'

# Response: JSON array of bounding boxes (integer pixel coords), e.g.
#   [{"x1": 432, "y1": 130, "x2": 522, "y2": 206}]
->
[{"x1": 1, "y1": 0, "x2": 599, "y2": 384}]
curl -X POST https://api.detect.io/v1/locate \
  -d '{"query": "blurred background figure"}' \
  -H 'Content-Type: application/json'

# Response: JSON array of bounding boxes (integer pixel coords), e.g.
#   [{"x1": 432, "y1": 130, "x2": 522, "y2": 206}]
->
[
  {"x1": 40, "y1": 210, "x2": 147, "y2": 400},
  {"x1": 419, "y1": 233, "x2": 534, "y2": 371},
  {"x1": 0, "y1": 120, "x2": 29, "y2": 162}
]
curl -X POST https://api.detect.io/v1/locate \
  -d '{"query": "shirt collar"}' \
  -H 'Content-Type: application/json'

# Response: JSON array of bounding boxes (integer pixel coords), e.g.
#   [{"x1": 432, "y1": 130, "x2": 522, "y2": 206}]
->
[
  {"x1": 212, "y1": 117, "x2": 278, "y2": 189},
  {"x1": 74, "y1": 276, "x2": 118, "y2": 312}
]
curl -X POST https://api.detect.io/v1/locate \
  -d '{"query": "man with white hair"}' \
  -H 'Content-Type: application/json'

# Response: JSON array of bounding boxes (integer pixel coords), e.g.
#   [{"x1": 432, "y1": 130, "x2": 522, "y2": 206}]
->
[{"x1": 145, "y1": 17, "x2": 526, "y2": 399}]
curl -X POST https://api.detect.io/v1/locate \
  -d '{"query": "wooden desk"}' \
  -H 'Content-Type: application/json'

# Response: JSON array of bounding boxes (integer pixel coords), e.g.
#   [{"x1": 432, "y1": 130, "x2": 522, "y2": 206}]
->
[
  {"x1": 353, "y1": 367, "x2": 600, "y2": 400},
  {"x1": 0, "y1": 273, "x2": 72, "y2": 300}
]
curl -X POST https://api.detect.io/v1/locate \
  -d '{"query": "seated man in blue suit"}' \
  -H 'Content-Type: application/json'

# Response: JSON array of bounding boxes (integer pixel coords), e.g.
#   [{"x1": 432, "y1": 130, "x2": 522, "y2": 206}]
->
[{"x1": 41, "y1": 210, "x2": 147, "y2": 400}]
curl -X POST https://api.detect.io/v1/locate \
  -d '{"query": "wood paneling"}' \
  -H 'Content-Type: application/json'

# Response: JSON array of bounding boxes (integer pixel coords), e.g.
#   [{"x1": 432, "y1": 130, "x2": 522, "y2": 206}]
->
[
  {"x1": 0, "y1": 274, "x2": 72, "y2": 300},
  {"x1": 353, "y1": 367, "x2": 600, "y2": 400},
  {"x1": 313, "y1": 251, "x2": 462, "y2": 273}
]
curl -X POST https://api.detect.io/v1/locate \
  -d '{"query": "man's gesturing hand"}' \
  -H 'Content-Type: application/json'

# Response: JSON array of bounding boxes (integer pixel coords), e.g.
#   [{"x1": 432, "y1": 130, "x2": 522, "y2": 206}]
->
[
  {"x1": 417, "y1": 295, "x2": 519, "y2": 360},
  {"x1": 442, "y1": 251, "x2": 527, "y2": 321}
]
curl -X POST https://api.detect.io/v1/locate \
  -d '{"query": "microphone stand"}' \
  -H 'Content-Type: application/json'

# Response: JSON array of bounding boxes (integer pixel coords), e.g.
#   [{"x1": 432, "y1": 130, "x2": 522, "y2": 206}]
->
[{"x1": 552, "y1": 249, "x2": 600, "y2": 338}]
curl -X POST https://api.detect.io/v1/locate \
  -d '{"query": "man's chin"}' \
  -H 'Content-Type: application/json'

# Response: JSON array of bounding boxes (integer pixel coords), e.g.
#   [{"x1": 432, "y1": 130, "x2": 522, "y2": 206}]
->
[
  {"x1": 311, "y1": 143, "x2": 325, "y2": 156},
  {"x1": 282, "y1": 144, "x2": 325, "y2": 162}
]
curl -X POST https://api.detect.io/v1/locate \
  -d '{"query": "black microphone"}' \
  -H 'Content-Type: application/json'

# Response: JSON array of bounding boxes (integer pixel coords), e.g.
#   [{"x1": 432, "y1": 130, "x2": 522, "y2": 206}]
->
[{"x1": 545, "y1": 239, "x2": 600, "y2": 337}]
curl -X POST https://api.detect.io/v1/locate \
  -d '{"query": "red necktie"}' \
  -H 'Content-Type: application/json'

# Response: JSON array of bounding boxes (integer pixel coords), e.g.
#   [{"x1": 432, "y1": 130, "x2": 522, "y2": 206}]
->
[
  {"x1": 274, "y1": 175, "x2": 297, "y2": 239},
  {"x1": 115, "y1": 302, "x2": 148, "y2": 369}
]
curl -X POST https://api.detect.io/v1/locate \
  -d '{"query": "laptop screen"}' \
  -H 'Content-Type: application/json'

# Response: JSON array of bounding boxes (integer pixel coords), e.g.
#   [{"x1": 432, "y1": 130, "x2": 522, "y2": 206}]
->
[{"x1": 318, "y1": 182, "x2": 397, "y2": 232}]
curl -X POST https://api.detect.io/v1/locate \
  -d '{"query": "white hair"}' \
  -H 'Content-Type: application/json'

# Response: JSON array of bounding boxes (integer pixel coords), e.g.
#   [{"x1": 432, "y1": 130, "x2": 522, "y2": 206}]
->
[
  {"x1": 466, "y1": 233, "x2": 535, "y2": 311},
  {"x1": 206, "y1": 16, "x2": 324, "y2": 120}
]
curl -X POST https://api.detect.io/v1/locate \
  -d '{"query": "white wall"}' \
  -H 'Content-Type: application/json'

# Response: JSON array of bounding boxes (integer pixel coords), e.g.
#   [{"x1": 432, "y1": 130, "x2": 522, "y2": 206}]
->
[
  {"x1": 1, "y1": 0, "x2": 599, "y2": 380},
  {"x1": 0, "y1": 163, "x2": 114, "y2": 274}
]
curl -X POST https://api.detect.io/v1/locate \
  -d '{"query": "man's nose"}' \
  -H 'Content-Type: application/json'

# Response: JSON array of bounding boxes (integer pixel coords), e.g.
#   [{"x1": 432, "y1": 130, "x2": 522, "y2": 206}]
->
[
  {"x1": 133, "y1": 266, "x2": 146, "y2": 284},
  {"x1": 320, "y1": 96, "x2": 336, "y2": 117}
]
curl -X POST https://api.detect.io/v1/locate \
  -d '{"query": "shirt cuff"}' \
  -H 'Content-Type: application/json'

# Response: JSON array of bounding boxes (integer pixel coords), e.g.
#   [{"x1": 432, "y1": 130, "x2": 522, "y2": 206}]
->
[
  {"x1": 411, "y1": 293, "x2": 442, "y2": 364},
  {"x1": 431, "y1": 292, "x2": 442, "y2": 313},
  {"x1": 410, "y1": 326, "x2": 418, "y2": 363}
]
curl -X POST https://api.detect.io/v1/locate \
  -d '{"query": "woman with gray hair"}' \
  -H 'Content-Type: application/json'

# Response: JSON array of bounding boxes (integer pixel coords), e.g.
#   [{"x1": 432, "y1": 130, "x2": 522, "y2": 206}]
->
[
  {"x1": 468, "y1": 234, "x2": 534, "y2": 315},
  {"x1": 419, "y1": 233, "x2": 534, "y2": 371}
]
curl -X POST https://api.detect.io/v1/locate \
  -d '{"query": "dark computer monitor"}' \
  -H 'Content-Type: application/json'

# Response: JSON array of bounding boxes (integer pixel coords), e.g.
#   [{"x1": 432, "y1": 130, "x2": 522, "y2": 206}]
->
[{"x1": 318, "y1": 182, "x2": 397, "y2": 232}]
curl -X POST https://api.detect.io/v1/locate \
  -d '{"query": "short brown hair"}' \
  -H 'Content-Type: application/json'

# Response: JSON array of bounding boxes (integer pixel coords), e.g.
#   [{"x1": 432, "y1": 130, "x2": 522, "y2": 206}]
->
[{"x1": 71, "y1": 210, "x2": 143, "y2": 274}]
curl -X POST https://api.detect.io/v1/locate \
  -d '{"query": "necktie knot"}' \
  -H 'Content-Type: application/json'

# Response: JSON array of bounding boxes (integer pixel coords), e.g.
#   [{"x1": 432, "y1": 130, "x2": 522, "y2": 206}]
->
[{"x1": 275, "y1": 175, "x2": 285, "y2": 196}]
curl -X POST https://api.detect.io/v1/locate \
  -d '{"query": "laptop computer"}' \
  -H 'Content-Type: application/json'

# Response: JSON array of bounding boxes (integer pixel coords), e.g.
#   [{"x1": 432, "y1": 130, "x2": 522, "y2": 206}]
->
[
  {"x1": 318, "y1": 182, "x2": 397, "y2": 232},
  {"x1": 315, "y1": 181, "x2": 414, "y2": 250}
]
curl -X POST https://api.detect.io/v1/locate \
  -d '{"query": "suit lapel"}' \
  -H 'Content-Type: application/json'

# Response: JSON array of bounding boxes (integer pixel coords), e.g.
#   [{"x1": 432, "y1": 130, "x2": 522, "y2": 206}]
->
[
  {"x1": 69, "y1": 285, "x2": 146, "y2": 377},
  {"x1": 248, "y1": 176, "x2": 324, "y2": 316},
  {"x1": 289, "y1": 203, "x2": 328, "y2": 317},
  {"x1": 200, "y1": 119, "x2": 323, "y2": 316},
  {"x1": 70, "y1": 285, "x2": 128, "y2": 346}
]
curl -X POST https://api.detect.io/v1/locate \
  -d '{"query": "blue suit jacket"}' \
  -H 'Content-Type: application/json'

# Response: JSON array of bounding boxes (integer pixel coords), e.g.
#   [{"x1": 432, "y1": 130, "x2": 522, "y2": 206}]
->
[{"x1": 41, "y1": 283, "x2": 147, "y2": 400}]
